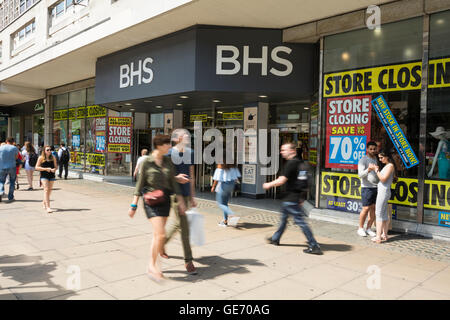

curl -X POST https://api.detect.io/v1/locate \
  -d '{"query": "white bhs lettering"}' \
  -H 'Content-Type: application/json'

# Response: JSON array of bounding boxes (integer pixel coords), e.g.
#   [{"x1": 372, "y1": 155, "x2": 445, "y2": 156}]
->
[
  {"x1": 216, "y1": 45, "x2": 293, "y2": 76},
  {"x1": 120, "y1": 57, "x2": 154, "y2": 88}
]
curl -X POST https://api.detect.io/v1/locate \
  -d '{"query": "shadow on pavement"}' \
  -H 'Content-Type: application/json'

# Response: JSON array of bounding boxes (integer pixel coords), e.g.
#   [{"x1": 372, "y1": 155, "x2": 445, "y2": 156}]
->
[
  {"x1": 234, "y1": 222, "x2": 273, "y2": 230},
  {"x1": 277, "y1": 242, "x2": 353, "y2": 252},
  {"x1": 164, "y1": 255, "x2": 265, "y2": 282},
  {"x1": 0, "y1": 254, "x2": 77, "y2": 300},
  {"x1": 11, "y1": 199, "x2": 42, "y2": 203},
  {"x1": 52, "y1": 208, "x2": 92, "y2": 213}
]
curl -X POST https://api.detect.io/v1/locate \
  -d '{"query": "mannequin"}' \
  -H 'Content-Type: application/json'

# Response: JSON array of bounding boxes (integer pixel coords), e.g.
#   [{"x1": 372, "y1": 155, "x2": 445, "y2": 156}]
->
[{"x1": 428, "y1": 126, "x2": 450, "y2": 179}]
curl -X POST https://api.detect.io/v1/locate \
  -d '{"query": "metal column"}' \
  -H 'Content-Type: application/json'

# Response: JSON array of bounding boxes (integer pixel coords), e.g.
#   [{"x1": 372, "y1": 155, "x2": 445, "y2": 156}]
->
[
  {"x1": 315, "y1": 37, "x2": 324, "y2": 209},
  {"x1": 417, "y1": 15, "x2": 430, "y2": 224}
]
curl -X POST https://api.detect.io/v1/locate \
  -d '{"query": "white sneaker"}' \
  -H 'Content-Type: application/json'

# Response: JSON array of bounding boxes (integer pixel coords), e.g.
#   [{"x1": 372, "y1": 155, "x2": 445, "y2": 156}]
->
[
  {"x1": 357, "y1": 228, "x2": 367, "y2": 237},
  {"x1": 366, "y1": 229, "x2": 376, "y2": 237}
]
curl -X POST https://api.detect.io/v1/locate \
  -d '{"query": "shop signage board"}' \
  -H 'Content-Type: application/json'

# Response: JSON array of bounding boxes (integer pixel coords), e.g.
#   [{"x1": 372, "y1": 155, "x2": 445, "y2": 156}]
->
[
  {"x1": 321, "y1": 171, "x2": 450, "y2": 211},
  {"x1": 372, "y1": 95, "x2": 419, "y2": 169},
  {"x1": 108, "y1": 117, "x2": 132, "y2": 153},
  {"x1": 190, "y1": 114, "x2": 208, "y2": 122},
  {"x1": 325, "y1": 95, "x2": 371, "y2": 170},
  {"x1": 70, "y1": 151, "x2": 105, "y2": 167},
  {"x1": 438, "y1": 212, "x2": 450, "y2": 227},
  {"x1": 323, "y1": 58, "x2": 450, "y2": 98},
  {"x1": 428, "y1": 57, "x2": 450, "y2": 88},
  {"x1": 242, "y1": 164, "x2": 256, "y2": 185},
  {"x1": 95, "y1": 27, "x2": 316, "y2": 105},
  {"x1": 323, "y1": 61, "x2": 422, "y2": 97},
  {"x1": 53, "y1": 106, "x2": 106, "y2": 121},
  {"x1": 223, "y1": 112, "x2": 243, "y2": 121}
]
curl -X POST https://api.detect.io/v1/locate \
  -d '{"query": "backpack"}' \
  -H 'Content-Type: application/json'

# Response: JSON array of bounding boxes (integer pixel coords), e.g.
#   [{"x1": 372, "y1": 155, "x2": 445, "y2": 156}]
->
[
  {"x1": 28, "y1": 152, "x2": 38, "y2": 167},
  {"x1": 293, "y1": 160, "x2": 312, "y2": 193},
  {"x1": 60, "y1": 148, "x2": 70, "y2": 163}
]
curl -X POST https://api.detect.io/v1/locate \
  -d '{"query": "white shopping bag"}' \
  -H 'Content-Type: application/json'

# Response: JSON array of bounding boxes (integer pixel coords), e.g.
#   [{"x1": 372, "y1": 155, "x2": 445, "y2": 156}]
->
[
  {"x1": 186, "y1": 208, "x2": 205, "y2": 246},
  {"x1": 227, "y1": 215, "x2": 240, "y2": 227}
]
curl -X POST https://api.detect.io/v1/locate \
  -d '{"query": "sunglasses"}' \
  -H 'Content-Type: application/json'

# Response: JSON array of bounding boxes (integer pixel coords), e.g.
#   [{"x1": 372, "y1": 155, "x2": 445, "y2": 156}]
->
[{"x1": 45, "y1": 149, "x2": 51, "y2": 151}]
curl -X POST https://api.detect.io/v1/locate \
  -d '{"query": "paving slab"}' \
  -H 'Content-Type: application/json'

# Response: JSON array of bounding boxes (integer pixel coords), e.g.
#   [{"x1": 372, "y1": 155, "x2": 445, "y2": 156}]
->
[{"x1": 0, "y1": 176, "x2": 448, "y2": 300}]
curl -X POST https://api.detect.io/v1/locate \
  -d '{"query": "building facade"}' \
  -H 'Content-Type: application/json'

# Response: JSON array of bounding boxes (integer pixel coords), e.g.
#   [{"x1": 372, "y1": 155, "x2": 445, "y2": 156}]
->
[{"x1": 0, "y1": 0, "x2": 449, "y2": 238}]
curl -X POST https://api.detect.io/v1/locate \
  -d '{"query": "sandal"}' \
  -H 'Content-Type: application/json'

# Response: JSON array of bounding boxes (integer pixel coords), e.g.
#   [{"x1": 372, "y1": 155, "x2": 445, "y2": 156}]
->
[
  {"x1": 147, "y1": 268, "x2": 164, "y2": 283},
  {"x1": 160, "y1": 252, "x2": 169, "y2": 259},
  {"x1": 371, "y1": 237, "x2": 382, "y2": 244}
]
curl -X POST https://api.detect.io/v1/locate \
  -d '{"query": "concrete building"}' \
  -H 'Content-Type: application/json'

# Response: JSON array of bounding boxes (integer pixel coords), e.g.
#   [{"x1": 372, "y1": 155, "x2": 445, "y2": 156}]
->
[{"x1": 1, "y1": 0, "x2": 450, "y2": 238}]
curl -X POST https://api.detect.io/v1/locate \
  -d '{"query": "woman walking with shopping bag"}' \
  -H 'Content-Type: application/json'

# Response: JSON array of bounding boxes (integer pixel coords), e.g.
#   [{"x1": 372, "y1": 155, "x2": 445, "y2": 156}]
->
[{"x1": 128, "y1": 135, "x2": 186, "y2": 282}]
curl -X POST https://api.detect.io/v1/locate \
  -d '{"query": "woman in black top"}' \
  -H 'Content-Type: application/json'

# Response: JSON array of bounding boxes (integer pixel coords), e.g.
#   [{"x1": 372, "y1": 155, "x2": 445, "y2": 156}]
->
[{"x1": 35, "y1": 145, "x2": 58, "y2": 213}]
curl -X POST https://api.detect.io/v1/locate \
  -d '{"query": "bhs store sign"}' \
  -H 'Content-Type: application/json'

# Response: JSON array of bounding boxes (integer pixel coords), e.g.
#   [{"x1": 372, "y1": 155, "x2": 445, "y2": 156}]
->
[
  {"x1": 119, "y1": 45, "x2": 293, "y2": 88},
  {"x1": 216, "y1": 45, "x2": 293, "y2": 76}
]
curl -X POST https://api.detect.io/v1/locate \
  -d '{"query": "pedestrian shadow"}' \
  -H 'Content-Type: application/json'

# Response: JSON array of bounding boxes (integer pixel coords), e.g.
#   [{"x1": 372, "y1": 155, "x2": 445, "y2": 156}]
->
[
  {"x1": 277, "y1": 243, "x2": 353, "y2": 252},
  {"x1": 12, "y1": 199, "x2": 42, "y2": 202},
  {"x1": 164, "y1": 255, "x2": 265, "y2": 282},
  {"x1": 51, "y1": 208, "x2": 92, "y2": 213},
  {"x1": 233, "y1": 222, "x2": 273, "y2": 230},
  {"x1": 382, "y1": 231, "x2": 430, "y2": 244},
  {"x1": 0, "y1": 254, "x2": 77, "y2": 300}
]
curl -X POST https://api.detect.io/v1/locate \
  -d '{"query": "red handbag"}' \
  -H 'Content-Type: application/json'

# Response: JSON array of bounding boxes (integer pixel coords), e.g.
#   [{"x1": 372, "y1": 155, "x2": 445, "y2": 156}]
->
[{"x1": 143, "y1": 189, "x2": 165, "y2": 206}]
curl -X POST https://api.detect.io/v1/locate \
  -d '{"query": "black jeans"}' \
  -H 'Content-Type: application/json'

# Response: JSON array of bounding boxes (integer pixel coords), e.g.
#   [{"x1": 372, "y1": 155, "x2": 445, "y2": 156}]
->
[{"x1": 59, "y1": 162, "x2": 69, "y2": 178}]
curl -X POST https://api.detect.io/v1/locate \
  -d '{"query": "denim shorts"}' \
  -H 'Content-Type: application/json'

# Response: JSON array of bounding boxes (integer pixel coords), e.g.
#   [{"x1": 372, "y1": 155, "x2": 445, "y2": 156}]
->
[
  {"x1": 361, "y1": 187, "x2": 377, "y2": 207},
  {"x1": 40, "y1": 178, "x2": 56, "y2": 182}
]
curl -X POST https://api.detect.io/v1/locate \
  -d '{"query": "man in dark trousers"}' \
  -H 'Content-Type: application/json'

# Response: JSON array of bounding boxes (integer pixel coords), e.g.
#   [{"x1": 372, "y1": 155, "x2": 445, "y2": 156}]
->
[
  {"x1": 263, "y1": 142, "x2": 322, "y2": 255},
  {"x1": 163, "y1": 128, "x2": 198, "y2": 275},
  {"x1": 58, "y1": 143, "x2": 70, "y2": 179}
]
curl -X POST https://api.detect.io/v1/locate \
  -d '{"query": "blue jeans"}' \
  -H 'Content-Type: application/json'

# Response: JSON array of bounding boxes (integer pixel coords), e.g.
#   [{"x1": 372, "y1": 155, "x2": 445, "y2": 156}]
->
[
  {"x1": 216, "y1": 181, "x2": 235, "y2": 221},
  {"x1": 0, "y1": 167, "x2": 17, "y2": 200},
  {"x1": 272, "y1": 202, "x2": 318, "y2": 247}
]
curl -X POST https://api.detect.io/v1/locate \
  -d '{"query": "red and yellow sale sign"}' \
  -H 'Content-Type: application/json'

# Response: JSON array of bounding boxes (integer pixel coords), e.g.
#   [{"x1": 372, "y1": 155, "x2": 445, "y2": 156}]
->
[
  {"x1": 108, "y1": 117, "x2": 132, "y2": 153},
  {"x1": 325, "y1": 95, "x2": 372, "y2": 170}
]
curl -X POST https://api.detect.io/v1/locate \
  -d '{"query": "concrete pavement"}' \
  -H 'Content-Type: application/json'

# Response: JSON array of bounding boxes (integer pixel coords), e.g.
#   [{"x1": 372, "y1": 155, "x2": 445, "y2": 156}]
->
[{"x1": 0, "y1": 174, "x2": 449, "y2": 300}]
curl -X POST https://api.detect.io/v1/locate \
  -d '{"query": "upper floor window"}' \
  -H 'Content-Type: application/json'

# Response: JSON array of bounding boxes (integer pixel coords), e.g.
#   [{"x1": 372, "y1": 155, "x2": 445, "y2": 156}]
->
[
  {"x1": 12, "y1": 20, "x2": 35, "y2": 50},
  {"x1": 50, "y1": 0, "x2": 87, "y2": 24},
  {"x1": 0, "y1": 42, "x2": 3, "y2": 62},
  {"x1": 19, "y1": 0, "x2": 36, "y2": 14}
]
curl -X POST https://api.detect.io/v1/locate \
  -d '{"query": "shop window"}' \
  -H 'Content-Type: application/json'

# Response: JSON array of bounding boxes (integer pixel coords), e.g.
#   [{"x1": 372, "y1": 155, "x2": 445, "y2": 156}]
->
[
  {"x1": 424, "y1": 10, "x2": 450, "y2": 227},
  {"x1": 324, "y1": 17, "x2": 422, "y2": 73},
  {"x1": 320, "y1": 18, "x2": 423, "y2": 223}
]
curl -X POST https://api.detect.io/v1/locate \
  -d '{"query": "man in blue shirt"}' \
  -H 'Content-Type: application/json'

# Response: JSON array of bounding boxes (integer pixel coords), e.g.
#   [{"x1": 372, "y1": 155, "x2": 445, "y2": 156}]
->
[
  {"x1": 0, "y1": 137, "x2": 19, "y2": 202},
  {"x1": 164, "y1": 128, "x2": 198, "y2": 275}
]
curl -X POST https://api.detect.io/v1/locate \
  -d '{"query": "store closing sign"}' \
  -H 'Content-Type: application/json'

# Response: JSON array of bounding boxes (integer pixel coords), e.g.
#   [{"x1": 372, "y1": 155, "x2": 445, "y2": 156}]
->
[
  {"x1": 108, "y1": 117, "x2": 132, "y2": 153},
  {"x1": 325, "y1": 95, "x2": 371, "y2": 170},
  {"x1": 324, "y1": 61, "x2": 421, "y2": 97},
  {"x1": 321, "y1": 172, "x2": 450, "y2": 211},
  {"x1": 372, "y1": 95, "x2": 419, "y2": 169}
]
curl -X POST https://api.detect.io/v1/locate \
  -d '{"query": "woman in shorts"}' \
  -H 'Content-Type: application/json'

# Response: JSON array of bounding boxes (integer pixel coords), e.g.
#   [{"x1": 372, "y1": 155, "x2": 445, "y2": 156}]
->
[
  {"x1": 128, "y1": 135, "x2": 186, "y2": 281},
  {"x1": 35, "y1": 146, "x2": 58, "y2": 213}
]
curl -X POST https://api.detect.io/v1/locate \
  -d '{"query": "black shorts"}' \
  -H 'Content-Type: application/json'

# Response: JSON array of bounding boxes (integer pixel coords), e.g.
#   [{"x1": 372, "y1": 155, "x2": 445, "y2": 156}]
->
[
  {"x1": 143, "y1": 192, "x2": 171, "y2": 219},
  {"x1": 361, "y1": 187, "x2": 377, "y2": 207}
]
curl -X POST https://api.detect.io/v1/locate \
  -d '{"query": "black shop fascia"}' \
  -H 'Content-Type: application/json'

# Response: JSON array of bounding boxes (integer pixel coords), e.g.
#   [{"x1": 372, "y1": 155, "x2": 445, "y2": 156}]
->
[{"x1": 95, "y1": 25, "x2": 319, "y2": 112}]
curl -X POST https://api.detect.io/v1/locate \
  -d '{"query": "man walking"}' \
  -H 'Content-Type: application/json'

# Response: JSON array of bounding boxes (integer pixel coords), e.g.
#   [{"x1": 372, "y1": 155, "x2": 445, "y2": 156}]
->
[
  {"x1": 0, "y1": 137, "x2": 19, "y2": 202},
  {"x1": 165, "y1": 128, "x2": 197, "y2": 274},
  {"x1": 357, "y1": 141, "x2": 379, "y2": 237},
  {"x1": 133, "y1": 148, "x2": 149, "y2": 182},
  {"x1": 263, "y1": 143, "x2": 322, "y2": 255},
  {"x1": 58, "y1": 143, "x2": 70, "y2": 179}
]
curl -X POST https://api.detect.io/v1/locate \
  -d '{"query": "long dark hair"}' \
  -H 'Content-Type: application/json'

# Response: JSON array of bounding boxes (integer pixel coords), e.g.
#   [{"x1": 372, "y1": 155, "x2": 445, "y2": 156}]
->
[{"x1": 378, "y1": 149, "x2": 398, "y2": 183}]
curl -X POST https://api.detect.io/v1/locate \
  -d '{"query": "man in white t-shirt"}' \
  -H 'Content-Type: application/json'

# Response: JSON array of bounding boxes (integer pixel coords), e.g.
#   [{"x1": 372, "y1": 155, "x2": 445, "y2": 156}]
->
[
  {"x1": 357, "y1": 141, "x2": 379, "y2": 237},
  {"x1": 133, "y1": 148, "x2": 149, "y2": 181}
]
